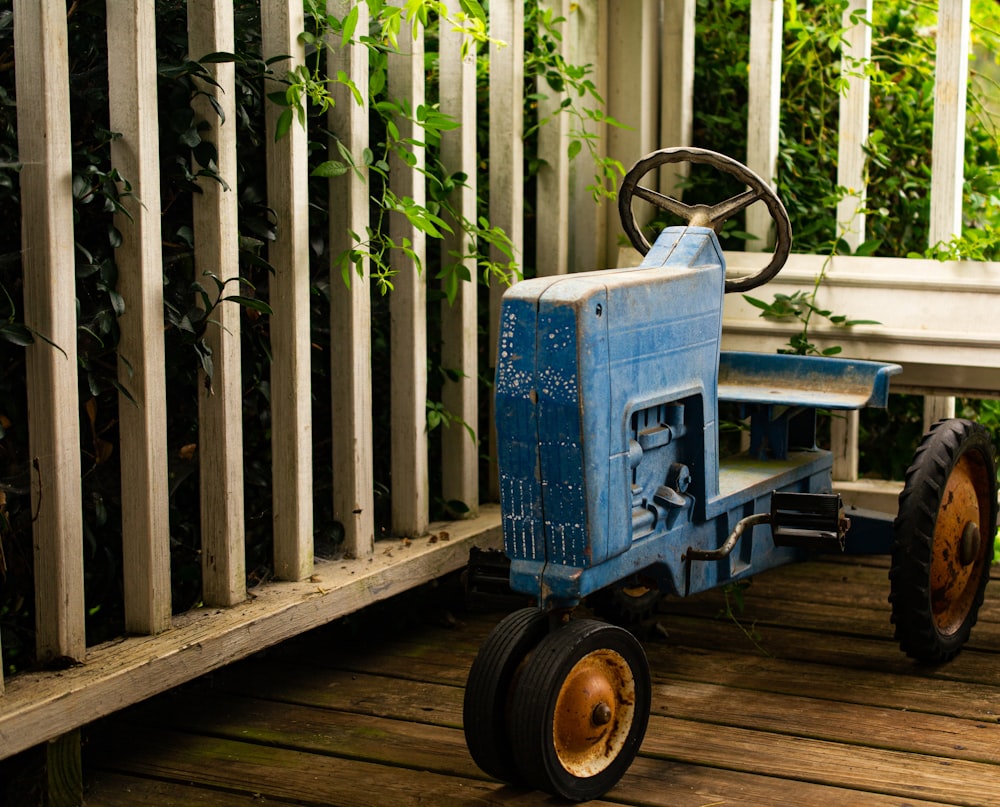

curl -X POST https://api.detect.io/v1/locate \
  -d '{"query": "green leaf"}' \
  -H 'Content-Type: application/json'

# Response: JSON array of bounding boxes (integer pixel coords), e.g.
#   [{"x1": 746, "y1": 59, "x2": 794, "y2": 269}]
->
[
  {"x1": 312, "y1": 160, "x2": 350, "y2": 178},
  {"x1": 274, "y1": 107, "x2": 294, "y2": 141},
  {"x1": 223, "y1": 295, "x2": 274, "y2": 315}
]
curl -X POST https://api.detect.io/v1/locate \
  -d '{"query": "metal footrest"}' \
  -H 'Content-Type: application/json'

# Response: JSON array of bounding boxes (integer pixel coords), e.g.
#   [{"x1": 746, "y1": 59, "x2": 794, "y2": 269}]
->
[{"x1": 770, "y1": 492, "x2": 848, "y2": 552}]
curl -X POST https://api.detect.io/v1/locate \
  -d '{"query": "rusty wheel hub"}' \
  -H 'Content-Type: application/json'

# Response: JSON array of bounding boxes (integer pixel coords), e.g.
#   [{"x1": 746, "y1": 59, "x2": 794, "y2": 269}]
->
[
  {"x1": 931, "y1": 454, "x2": 989, "y2": 635},
  {"x1": 552, "y1": 649, "x2": 636, "y2": 778}
]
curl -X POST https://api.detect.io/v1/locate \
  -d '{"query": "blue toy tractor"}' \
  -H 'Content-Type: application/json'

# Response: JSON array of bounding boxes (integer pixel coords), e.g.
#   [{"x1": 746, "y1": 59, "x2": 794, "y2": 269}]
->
[{"x1": 462, "y1": 147, "x2": 998, "y2": 801}]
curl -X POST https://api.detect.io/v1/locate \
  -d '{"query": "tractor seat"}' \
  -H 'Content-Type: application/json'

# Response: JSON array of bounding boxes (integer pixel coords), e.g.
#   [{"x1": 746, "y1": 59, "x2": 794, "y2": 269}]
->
[{"x1": 718, "y1": 351, "x2": 901, "y2": 410}]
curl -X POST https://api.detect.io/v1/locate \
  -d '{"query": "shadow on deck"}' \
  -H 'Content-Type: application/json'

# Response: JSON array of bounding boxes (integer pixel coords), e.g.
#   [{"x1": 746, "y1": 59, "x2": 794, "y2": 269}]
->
[{"x1": 81, "y1": 556, "x2": 1000, "y2": 806}]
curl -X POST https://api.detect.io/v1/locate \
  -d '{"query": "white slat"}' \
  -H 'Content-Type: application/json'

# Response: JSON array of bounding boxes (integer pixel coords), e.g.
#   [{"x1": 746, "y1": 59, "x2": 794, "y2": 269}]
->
[
  {"x1": 439, "y1": 1, "x2": 480, "y2": 515},
  {"x1": 567, "y1": 0, "x2": 608, "y2": 273},
  {"x1": 14, "y1": 0, "x2": 86, "y2": 663},
  {"x1": 189, "y1": 2, "x2": 248, "y2": 604},
  {"x1": 605, "y1": 0, "x2": 659, "y2": 268},
  {"x1": 106, "y1": 2, "x2": 172, "y2": 633},
  {"x1": 488, "y1": 1, "x2": 524, "y2": 355},
  {"x1": 327, "y1": 0, "x2": 376, "y2": 557},
  {"x1": 745, "y1": 0, "x2": 783, "y2": 251},
  {"x1": 487, "y1": 1, "x2": 525, "y2": 499},
  {"x1": 835, "y1": 0, "x2": 873, "y2": 249},
  {"x1": 925, "y1": 0, "x2": 970, "y2": 431},
  {"x1": 659, "y1": 0, "x2": 696, "y2": 199},
  {"x1": 262, "y1": 0, "x2": 314, "y2": 580},
  {"x1": 388, "y1": 2, "x2": 429, "y2": 536},
  {"x1": 831, "y1": 0, "x2": 872, "y2": 483},
  {"x1": 535, "y1": 0, "x2": 570, "y2": 278},
  {"x1": 929, "y1": 0, "x2": 971, "y2": 247}
]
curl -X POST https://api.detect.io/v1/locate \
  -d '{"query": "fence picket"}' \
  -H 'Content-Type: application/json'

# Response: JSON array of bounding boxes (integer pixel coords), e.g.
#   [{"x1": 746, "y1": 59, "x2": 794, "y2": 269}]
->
[
  {"x1": 189, "y1": 2, "x2": 248, "y2": 603},
  {"x1": 745, "y1": 0, "x2": 783, "y2": 251},
  {"x1": 439, "y1": 2, "x2": 480, "y2": 515},
  {"x1": 605, "y1": 0, "x2": 659, "y2": 267},
  {"x1": 261, "y1": 0, "x2": 314, "y2": 582},
  {"x1": 535, "y1": 0, "x2": 571, "y2": 278},
  {"x1": 328, "y1": 0, "x2": 376, "y2": 558},
  {"x1": 14, "y1": 0, "x2": 86, "y2": 663},
  {"x1": 658, "y1": 0, "x2": 696, "y2": 198},
  {"x1": 567, "y1": 0, "x2": 608, "y2": 273},
  {"x1": 388, "y1": 2, "x2": 429, "y2": 536},
  {"x1": 831, "y1": 0, "x2": 873, "y2": 484},
  {"x1": 486, "y1": 1, "x2": 524, "y2": 498},
  {"x1": 106, "y1": 2, "x2": 172, "y2": 634},
  {"x1": 924, "y1": 0, "x2": 971, "y2": 431}
]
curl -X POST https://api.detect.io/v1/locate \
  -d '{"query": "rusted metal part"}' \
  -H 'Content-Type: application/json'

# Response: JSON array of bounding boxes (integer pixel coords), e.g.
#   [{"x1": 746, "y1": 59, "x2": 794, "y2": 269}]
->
[
  {"x1": 552, "y1": 649, "x2": 637, "y2": 779},
  {"x1": 930, "y1": 453, "x2": 990, "y2": 635},
  {"x1": 684, "y1": 512, "x2": 771, "y2": 563}
]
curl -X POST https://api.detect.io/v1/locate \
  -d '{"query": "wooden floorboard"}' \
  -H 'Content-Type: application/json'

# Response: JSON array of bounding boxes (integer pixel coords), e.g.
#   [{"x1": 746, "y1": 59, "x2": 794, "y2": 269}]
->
[{"x1": 82, "y1": 557, "x2": 1000, "y2": 806}]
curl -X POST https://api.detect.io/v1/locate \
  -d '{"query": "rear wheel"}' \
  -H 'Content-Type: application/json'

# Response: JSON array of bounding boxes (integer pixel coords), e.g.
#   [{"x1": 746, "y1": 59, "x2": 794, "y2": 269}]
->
[{"x1": 890, "y1": 419, "x2": 997, "y2": 663}]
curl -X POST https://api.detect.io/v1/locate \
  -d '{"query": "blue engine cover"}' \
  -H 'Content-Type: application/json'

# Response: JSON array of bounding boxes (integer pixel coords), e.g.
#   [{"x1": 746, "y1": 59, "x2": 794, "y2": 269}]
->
[{"x1": 496, "y1": 227, "x2": 728, "y2": 601}]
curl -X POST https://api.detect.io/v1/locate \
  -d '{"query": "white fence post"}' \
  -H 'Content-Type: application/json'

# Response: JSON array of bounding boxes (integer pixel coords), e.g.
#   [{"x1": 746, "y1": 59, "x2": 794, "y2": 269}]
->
[
  {"x1": 439, "y1": 0, "x2": 481, "y2": 515},
  {"x1": 567, "y1": 0, "x2": 608, "y2": 273},
  {"x1": 189, "y1": 1, "x2": 249, "y2": 604},
  {"x1": 14, "y1": 0, "x2": 86, "y2": 664},
  {"x1": 745, "y1": 0, "x2": 783, "y2": 251},
  {"x1": 328, "y1": 0, "x2": 376, "y2": 558},
  {"x1": 831, "y1": 0, "x2": 873, "y2": 483},
  {"x1": 923, "y1": 0, "x2": 971, "y2": 431},
  {"x1": 535, "y1": 0, "x2": 571, "y2": 278},
  {"x1": 605, "y1": 0, "x2": 660, "y2": 268},
  {"x1": 262, "y1": 0, "x2": 314, "y2": 583},
  {"x1": 106, "y1": 1, "x2": 172, "y2": 633},
  {"x1": 487, "y1": 1, "x2": 525, "y2": 498},
  {"x1": 659, "y1": 0, "x2": 696, "y2": 199},
  {"x1": 388, "y1": 1, "x2": 430, "y2": 536}
]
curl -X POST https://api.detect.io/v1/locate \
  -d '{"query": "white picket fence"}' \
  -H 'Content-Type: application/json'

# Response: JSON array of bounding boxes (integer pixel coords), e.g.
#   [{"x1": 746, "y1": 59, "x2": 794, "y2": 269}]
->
[{"x1": 2, "y1": 0, "x2": 997, "y2": 767}]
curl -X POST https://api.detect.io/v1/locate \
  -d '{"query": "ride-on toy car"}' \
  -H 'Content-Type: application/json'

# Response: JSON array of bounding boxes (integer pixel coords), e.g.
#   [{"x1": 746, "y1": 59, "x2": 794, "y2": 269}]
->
[{"x1": 462, "y1": 147, "x2": 998, "y2": 801}]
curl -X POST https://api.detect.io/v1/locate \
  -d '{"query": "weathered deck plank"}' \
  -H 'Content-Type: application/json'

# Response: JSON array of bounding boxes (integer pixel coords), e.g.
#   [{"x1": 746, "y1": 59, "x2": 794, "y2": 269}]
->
[{"x1": 82, "y1": 556, "x2": 1000, "y2": 806}]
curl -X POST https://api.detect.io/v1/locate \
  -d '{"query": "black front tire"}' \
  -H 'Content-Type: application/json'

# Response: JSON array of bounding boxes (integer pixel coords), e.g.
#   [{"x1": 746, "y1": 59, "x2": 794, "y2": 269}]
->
[
  {"x1": 463, "y1": 607, "x2": 549, "y2": 783},
  {"x1": 889, "y1": 419, "x2": 997, "y2": 663},
  {"x1": 508, "y1": 619, "x2": 650, "y2": 801}
]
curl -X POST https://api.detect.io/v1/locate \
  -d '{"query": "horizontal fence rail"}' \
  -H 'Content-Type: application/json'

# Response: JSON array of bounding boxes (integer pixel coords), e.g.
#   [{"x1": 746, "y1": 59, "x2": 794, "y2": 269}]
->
[{"x1": 1, "y1": 0, "x2": 995, "y2": 768}]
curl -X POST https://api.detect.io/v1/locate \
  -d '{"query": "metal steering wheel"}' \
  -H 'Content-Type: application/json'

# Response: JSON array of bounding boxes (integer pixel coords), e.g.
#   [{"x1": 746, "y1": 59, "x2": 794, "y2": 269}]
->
[{"x1": 618, "y1": 146, "x2": 792, "y2": 293}]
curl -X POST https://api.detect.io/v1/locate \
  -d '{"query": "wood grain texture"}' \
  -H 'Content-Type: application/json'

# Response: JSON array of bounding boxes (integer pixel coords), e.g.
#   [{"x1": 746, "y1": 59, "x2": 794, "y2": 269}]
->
[
  {"x1": 262, "y1": 0, "x2": 314, "y2": 582},
  {"x1": 534, "y1": 0, "x2": 570, "y2": 278},
  {"x1": 438, "y1": 1, "x2": 480, "y2": 515},
  {"x1": 83, "y1": 554, "x2": 1000, "y2": 806},
  {"x1": 605, "y1": 0, "x2": 659, "y2": 267},
  {"x1": 189, "y1": 0, "x2": 248, "y2": 612},
  {"x1": 0, "y1": 508, "x2": 502, "y2": 758},
  {"x1": 387, "y1": 0, "x2": 429, "y2": 537},
  {"x1": 327, "y1": 0, "x2": 376, "y2": 558},
  {"x1": 14, "y1": 0, "x2": 86, "y2": 663},
  {"x1": 835, "y1": 0, "x2": 873, "y2": 250},
  {"x1": 566, "y1": 0, "x2": 608, "y2": 273},
  {"x1": 745, "y1": 0, "x2": 783, "y2": 251}
]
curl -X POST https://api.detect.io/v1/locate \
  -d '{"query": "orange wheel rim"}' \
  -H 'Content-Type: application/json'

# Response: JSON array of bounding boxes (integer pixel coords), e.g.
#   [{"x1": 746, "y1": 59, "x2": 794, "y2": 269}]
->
[
  {"x1": 930, "y1": 453, "x2": 990, "y2": 635},
  {"x1": 552, "y1": 649, "x2": 636, "y2": 778}
]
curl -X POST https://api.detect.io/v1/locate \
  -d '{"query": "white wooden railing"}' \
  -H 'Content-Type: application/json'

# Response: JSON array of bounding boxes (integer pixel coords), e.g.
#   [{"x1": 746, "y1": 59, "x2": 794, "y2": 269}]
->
[{"x1": 2, "y1": 0, "x2": 996, "y2": 772}]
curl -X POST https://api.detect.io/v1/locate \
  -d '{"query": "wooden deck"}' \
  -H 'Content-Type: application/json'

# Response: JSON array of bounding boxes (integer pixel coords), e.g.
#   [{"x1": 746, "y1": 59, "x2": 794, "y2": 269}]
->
[{"x1": 80, "y1": 555, "x2": 1000, "y2": 806}]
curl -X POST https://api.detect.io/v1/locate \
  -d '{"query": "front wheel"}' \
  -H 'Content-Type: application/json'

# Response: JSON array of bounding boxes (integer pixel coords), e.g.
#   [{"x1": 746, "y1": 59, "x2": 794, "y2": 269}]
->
[
  {"x1": 890, "y1": 419, "x2": 997, "y2": 663},
  {"x1": 463, "y1": 607, "x2": 549, "y2": 783},
  {"x1": 508, "y1": 619, "x2": 650, "y2": 801}
]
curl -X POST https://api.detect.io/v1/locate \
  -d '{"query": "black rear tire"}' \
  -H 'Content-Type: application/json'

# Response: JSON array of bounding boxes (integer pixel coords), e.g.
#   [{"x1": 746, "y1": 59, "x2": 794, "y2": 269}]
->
[{"x1": 889, "y1": 419, "x2": 997, "y2": 663}]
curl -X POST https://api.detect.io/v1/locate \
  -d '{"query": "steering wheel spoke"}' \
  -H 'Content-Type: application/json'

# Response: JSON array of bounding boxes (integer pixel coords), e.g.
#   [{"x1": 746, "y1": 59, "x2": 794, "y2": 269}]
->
[
  {"x1": 632, "y1": 184, "x2": 693, "y2": 220},
  {"x1": 707, "y1": 188, "x2": 762, "y2": 225},
  {"x1": 618, "y1": 147, "x2": 792, "y2": 293}
]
